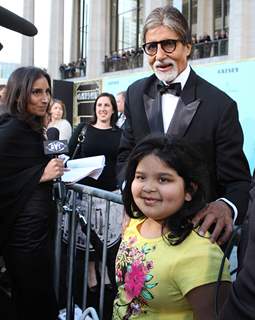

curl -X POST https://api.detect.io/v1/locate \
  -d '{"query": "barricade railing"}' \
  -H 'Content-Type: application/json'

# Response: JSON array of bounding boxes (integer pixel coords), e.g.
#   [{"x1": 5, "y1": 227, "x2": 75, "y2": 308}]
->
[{"x1": 53, "y1": 183, "x2": 123, "y2": 320}]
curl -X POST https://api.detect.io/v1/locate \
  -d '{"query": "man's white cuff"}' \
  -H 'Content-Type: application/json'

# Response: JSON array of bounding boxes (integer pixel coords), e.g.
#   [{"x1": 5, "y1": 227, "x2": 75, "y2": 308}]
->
[{"x1": 218, "y1": 198, "x2": 237, "y2": 223}]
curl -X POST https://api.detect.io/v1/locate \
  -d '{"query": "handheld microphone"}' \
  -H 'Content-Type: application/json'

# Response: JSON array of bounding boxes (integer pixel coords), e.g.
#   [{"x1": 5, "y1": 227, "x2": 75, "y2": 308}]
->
[
  {"x1": 46, "y1": 127, "x2": 60, "y2": 140},
  {"x1": 44, "y1": 127, "x2": 69, "y2": 155},
  {"x1": 0, "y1": 6, "x2": 38, "y2": 37},
  {"x1": 44, "y1": 127, "x2": 69, "y2": 202}
]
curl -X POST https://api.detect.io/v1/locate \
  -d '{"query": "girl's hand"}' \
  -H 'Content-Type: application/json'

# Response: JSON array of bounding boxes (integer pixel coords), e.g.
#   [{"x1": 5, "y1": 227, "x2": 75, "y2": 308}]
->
[{"x1": 40, "y1": 158, "x2": 65, "y2": 182}]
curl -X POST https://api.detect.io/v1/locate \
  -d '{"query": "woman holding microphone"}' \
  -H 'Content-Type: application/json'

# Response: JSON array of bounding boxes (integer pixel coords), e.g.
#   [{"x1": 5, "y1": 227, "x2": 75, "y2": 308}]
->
[{"x1": 0, "y1": 67, "x2": 65, "y2": 320}]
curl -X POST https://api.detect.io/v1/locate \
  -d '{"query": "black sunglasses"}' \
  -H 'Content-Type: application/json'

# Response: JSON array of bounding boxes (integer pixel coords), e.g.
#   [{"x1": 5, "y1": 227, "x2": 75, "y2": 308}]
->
[{"x1": 142, "y1": 39, "x2": 183, "y2": 56}]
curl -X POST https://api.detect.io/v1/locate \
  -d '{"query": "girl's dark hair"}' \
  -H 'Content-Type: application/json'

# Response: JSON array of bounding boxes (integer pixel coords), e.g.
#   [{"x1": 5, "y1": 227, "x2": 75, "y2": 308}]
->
[
  {"x1": 90, "y1": 92, "x2": 118, "y2": 127},
  {"x1": 5, "y1": 66, "x2": 51, "y2": 132},
  {"x1": 123, "y1": 134, "x2": 209, "y2": 245}
]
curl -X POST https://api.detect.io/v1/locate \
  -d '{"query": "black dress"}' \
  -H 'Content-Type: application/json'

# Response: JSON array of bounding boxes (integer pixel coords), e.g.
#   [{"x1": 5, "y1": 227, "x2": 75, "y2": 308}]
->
[
  {"x1": 0, "y1": 114, "x2": 58, "y2": 320},
  {"x1": 77, "y1": 124, "x2": 122, "y2": 191}
]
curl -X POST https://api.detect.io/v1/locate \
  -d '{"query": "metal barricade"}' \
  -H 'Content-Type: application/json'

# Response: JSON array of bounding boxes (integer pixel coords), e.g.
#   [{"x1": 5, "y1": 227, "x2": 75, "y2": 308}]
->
[{"x1": 53, "y1": 183, "x2": 123, "y2": 320}]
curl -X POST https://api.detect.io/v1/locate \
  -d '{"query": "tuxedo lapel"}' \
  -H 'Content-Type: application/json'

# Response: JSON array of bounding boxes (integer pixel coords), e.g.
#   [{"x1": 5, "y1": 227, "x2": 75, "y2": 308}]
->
[
  {"x1": 167, "y1": 98, "x2": 201, "y2": 136},
  {"x1": 143, "y1": 76, "x2": 164, "y2": 134},
  {"x1": 167, "y1": 68, "x2": 201, "y2": 137},
  {"x1": 142, "y1": 69, "x2": 201, "y2": 136}
]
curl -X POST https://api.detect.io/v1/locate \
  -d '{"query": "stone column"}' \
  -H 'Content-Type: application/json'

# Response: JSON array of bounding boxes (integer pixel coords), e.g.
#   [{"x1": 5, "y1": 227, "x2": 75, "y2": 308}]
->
[
  {"x1": 48, "y1": 0, "x2": 64, "y2": 79},
  {"x1": 196, "y1": 0, "x2": 214, "y2": 39},
  {"x1": 21, "y1": 0, "x2": 35, "y2": 66},
  {"x1": 86, "y1": 0, "x2": 107, "y2": 78},
  {"x1": 144, "y1": 0, "x2": 166, "y2": 19},
  {"x1": 69, "y1": 0, "x2": 80, "y2": 63},
  {"x1": 228, "y1": 0, "x2": 255, "y2": 60}
]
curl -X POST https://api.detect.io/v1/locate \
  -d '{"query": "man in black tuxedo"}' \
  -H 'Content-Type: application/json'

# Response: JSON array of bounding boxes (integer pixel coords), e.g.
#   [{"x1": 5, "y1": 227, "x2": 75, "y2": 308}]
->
[{"x1": 117, "y1": 5, "x2": 251, "y2": 243}]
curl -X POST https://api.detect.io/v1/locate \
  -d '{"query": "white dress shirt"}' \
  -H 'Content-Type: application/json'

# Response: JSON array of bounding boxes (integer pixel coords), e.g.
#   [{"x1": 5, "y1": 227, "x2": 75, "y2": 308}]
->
[
  {"x1": 116, "y1": 112, "x2": 126, "y2": 128},
  {"x1": 161, "y1": 64, "x2": 190, "y2": 133}
]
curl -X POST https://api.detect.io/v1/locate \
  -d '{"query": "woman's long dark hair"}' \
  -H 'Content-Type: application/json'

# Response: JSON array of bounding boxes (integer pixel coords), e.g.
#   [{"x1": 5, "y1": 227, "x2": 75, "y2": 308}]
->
[
  {"x1": 5, "y1": 66, "x2": 51, "y2": 132},
  {"x1": 123, "y1": 134, "x2": 209, "y2": 245},
  {"x1": 90, "y1": 92, "x2": 118, "y2": 127}
]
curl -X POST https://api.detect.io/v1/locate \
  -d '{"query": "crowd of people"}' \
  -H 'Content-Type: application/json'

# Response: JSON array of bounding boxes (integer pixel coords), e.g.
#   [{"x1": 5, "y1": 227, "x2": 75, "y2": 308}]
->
[
  {"x1": 1, "y1": 4, "x2": 255, "y2": 320},
  {"x1": 59, "y1": 58, "x2": 86, "y2": 80},
  {"x1": 104, "y1": 48, "x2": 144, "y2": 72},
  {"x1": 59, "y1": 35, "x2": 229, "y2": 80},
  {"x1": 59, "y1": 31, "x2": 229, "y2": 80},
  {"x1": 191, "y1": 30, "x2": 229, "y2": 59}
]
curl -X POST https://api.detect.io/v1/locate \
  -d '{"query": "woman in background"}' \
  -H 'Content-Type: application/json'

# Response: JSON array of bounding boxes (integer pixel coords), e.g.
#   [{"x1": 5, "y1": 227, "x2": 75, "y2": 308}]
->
[
  {"x1": 48, "y1": 98, "x2": 72, "y2": 142},
  {"x1": 62, "y1": 92, "x2": 123, "y2": 319},
  {"x1": 68, "y1": 92, "x2": 122, "y2": 190},
  {"x1": 0, "y1": 67, "x2": 65, "y2": 320}
]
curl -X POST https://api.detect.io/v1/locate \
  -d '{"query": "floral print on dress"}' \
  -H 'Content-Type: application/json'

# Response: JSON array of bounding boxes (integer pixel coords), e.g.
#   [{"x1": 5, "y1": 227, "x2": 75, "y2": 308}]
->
[{"x1": 114, "y1": 236, "x2": 158, "y2": 319}]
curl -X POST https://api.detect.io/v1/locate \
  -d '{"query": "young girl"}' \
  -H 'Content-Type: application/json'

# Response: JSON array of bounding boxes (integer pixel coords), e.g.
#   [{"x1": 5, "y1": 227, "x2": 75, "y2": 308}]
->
[{"x1": 113, "y1": 135, "x2": 231, "y2": 320}]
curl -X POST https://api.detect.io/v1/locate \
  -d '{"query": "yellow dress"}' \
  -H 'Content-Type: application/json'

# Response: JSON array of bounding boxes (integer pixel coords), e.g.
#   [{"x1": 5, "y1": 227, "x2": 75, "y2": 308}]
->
[{"x1": 112, "y1": 218, "x2": 231, "y2": 319}]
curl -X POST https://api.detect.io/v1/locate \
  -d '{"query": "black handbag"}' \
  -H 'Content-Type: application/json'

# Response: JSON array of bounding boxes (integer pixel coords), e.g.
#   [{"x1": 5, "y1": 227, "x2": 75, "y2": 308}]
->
[{"x1": 71, "y1": 124, "x2": 88, "y2": 159}]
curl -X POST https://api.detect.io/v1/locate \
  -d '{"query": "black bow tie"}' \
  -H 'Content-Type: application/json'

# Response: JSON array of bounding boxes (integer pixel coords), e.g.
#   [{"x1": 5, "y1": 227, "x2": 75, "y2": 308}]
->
[{"x1": 157, "y1": 82, "x2": 182, "y2": 96}]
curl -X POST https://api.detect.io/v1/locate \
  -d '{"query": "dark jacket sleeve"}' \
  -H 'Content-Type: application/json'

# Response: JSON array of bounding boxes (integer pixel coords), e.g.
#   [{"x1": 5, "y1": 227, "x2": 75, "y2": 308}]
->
[
  {"x1": 116, "y1": 86, "x2": 136, "y2": 185},
  {"x1": 220, "y1": 177, "x2": 255, "y2": 319},
  {"x1": 214, "y1": 99, "x2": 251, "y2": 224}
]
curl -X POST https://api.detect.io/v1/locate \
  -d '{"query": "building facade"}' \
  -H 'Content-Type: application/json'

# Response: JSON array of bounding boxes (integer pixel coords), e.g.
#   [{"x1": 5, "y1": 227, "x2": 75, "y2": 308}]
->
[
  {"x1": 75, "y1": 0, "x2": 255, "y2": 80},
  {"x1": 53, "y1": 0, "x2": 255, "y2": 171},
  {"x1": 1, "y1": 0, "x2": 253, "y2": 168}
]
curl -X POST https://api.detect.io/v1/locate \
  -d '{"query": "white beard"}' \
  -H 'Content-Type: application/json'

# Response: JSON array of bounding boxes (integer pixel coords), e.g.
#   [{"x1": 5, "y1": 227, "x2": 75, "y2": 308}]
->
[{"x1": 153, "y1": 58, "x2": 179, "y2": 83}]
